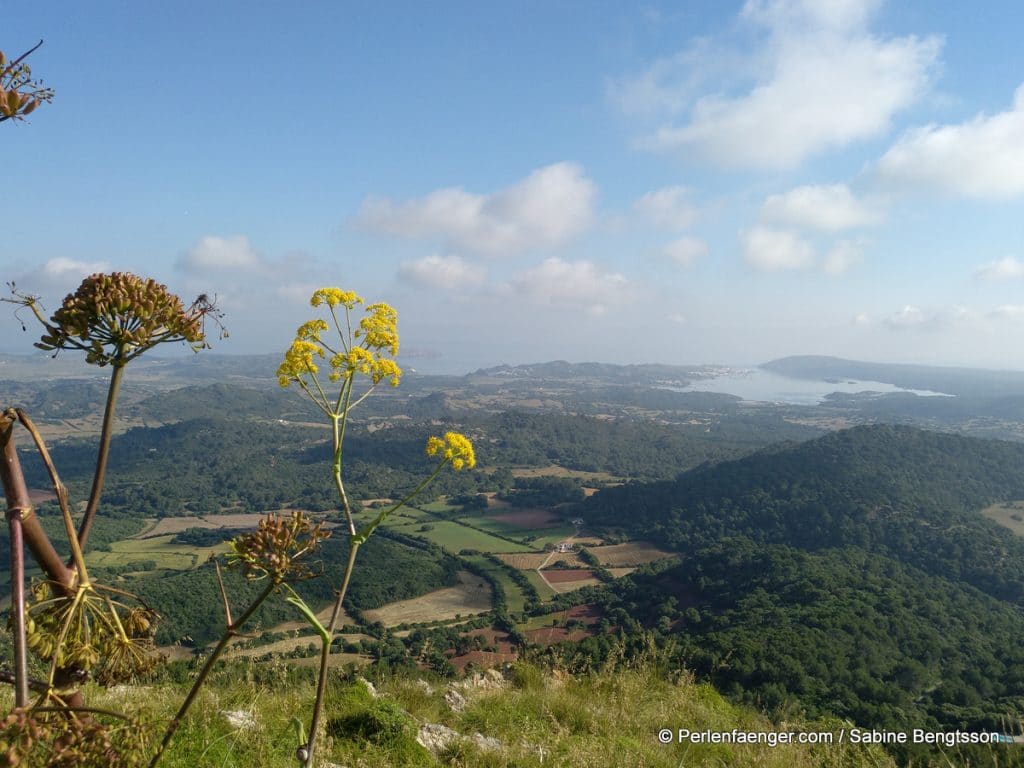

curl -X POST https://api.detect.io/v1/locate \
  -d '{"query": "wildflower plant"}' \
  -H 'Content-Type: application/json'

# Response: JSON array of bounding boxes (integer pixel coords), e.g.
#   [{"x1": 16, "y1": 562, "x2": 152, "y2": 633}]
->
[
  {"x1": 0, "y1": 274, "x2": 221, "y2": 766},
  {"x1": 273, "y1": 287, "x2": 475, "y2": 767}
]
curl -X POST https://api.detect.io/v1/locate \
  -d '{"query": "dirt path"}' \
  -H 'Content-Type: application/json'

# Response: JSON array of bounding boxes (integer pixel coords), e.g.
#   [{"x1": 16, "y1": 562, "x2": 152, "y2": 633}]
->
[{"x1": 535, "y1": 527, "x2": 580, "y2": 591}]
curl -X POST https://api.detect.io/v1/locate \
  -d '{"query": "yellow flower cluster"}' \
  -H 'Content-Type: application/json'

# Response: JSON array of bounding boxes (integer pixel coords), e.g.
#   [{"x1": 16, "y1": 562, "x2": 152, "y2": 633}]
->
[
  {"x1": 328, "y1": 348, "x2": 402, "y2": 386},
  {"x1": 425, "y1": 431, "x2": 476, "y2": 470},
  {"x1": 357, "y1": 302, "x2": 399, "y2": 356},
  {"x1": 277, "y1": 339, "x2": 324, "y2": 387},
  {"x1": 278, "y1": 287, "x2": 402, "y2": 390},
  {"x1": 311, "y1": 288, "x2": 362, "y2": 308}
]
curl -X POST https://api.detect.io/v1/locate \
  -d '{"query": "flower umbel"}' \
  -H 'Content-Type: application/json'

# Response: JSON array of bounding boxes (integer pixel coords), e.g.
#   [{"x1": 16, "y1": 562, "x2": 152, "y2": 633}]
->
[
  {"x1": 227, "y1": 511, "x2": 330, "y2": 583},
  {"x1": 278, "y1": 287, "x2": 402, "y2": 393},
  {"x1": 425, "y1": 431, "x2": 476, "y2": 470},
  {"x1": 33, "y1": 272, "x2": 222, "y2": 367}
]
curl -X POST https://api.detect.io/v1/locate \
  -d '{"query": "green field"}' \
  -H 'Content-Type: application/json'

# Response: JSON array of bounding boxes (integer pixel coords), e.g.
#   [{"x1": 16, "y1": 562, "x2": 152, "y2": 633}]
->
[
  {"x1": 524, "y1": 569, "x2": 556, "y2": 599},
  {"x1": 520, "y1": 526, "x2": 577, "y2": 548},
  {"x1": 460, "y1": 554, "x2": 530, "y2": 614},
  {"x1": 87, "y1": 534, "x2": 219, "y2": 570},
  {"x1": 458, "y1": 515, "x2": 533, "y2": 540},
  {"x1": 387, "y1": 520, "x2": 534, "y2": 553}
]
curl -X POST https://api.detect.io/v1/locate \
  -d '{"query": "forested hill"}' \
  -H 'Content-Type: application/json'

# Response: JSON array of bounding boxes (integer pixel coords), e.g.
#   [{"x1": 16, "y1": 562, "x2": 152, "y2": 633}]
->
[
  {"x1": 576, "y1": 425, "x2": 1024, "y2": 748},
  {"x1": 583, "y1": 424, "x2": 1024, "y2": 603}
]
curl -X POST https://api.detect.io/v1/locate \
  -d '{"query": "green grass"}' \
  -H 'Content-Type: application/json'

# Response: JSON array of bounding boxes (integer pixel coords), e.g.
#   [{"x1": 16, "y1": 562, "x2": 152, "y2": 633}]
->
[
  {"x1": 518, "y1": 526, "x2": 577, "y2": 548},
  {"x1": 386, "y1": 521, "x2": 534, "y2": 554},
  {"x1": 460, "y1": 554, "x2": 530, "y2": 614},
  {"x1": 523, "y1": 570, "x2": 556, "y2": 599},
  {"x1": 86, "y1": 534, "x2": 219, "y2": 570},
  {"x1": 458, "y1": 516, "x2": 531, "y2": 539},
  {"x1": 13, "y1": 661, "x2": 899, "y2": 767}
]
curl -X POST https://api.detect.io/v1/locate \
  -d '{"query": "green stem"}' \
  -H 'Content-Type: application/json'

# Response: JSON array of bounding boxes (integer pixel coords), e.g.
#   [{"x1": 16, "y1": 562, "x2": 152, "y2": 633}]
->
[
  {"x1": 76, "y1": 361, "x2": 125, "y2": 551},
  {"x1": 148, "y1": 579, "x2": 276, "y2": 768},
  {"x1": 302, "y1": 538, "x2": 360, "y2": 768}
]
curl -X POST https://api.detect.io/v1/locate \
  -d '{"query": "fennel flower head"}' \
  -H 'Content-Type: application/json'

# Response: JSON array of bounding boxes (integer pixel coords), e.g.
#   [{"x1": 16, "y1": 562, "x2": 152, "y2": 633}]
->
[
  {"x1": 277, "y1": 287, "x2": 402, "y2": 389},
  {"x1": 425, "y1": 431, "x2": 476, "y2": 470}
]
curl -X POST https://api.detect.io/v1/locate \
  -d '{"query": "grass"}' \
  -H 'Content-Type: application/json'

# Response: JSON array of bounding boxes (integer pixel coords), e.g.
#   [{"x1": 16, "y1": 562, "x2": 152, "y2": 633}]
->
[
  {"x1": 523, "y1": 570, "x2": 556, "y2": 599},
  {"x1": 980, "y1": 500, "x2": 1024, "y2": 537},
  {"x1": 87, "y1": 534, "x2": 220, "y2": 570},
  {"x1": 28, "y1": 660, "x2": 899, "y2": 767},
  {"x1": 362, "y1": 571, "x2": 493, "y2": 626},
  {"x1": 460, "y1": 554, "x2": 531, "y2": 614},
  {"x1": 386, "y1": 521, "x2": 534, "y2": 554}
]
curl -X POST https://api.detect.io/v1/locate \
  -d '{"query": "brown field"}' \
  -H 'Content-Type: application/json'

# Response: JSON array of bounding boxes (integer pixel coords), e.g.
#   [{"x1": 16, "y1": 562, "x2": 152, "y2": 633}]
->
[
  {"x1": 607, "y1": 567, "x2": 636, "y2": 578},
  {"x1": 981, "y1": 501, "x2": 1024, "y2": 537},
  {"x1": 523, "y1": 626, "x2": 595, "y2": 645},
  {"x1": 488, "y1": 507, "x2": 561, "y2": 529},
  {"x1": 589, "y1": 541, "x2": 675, "y2": 567},
  {"x1": 541, "y1": 569, "x2": 595, "y2": 584},
  {"x1": 509, "y1": 465, "x2": 617, "y2": 481},
  {"x1": 497, "y1": 552, "x2": 583, "y2": 570},
  {"x1": 132, "y1": 511, "x2": 329, "y2": 540},
  {"x1": 132, "y1": 516, "x2": 220, "y2": 538},
  {"x1": 573, "y1": 536, "x2": 605, "y2": 546},
  {"x1": 449, "y1": 649, "x2": 517, "y2": 672},
  {"x1": 362, "y1": 571, "x2": 492, "y2": 626}
]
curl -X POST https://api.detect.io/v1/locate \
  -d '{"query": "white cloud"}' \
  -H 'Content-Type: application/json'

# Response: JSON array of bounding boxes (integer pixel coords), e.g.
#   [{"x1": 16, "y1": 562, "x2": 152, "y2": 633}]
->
[
  {"x1": 883, "y1": 304, "x2": 927, "y2": 329},
  {"x1": 742, "y1": 226, "x2": 815, "y2": 270},
  {"x1": 877, "y1": 84, "x2": 1024, "y2": 198},
  {"x1": 510, "y1": 257, "x2": 631, "y2": 315},
  {"x1": 663, "y1": 236, "x2": 709, "y2": 267},
  {"x1": 667, "y1": 312, "x2": 687, "y2": 325},
  {"x1": 624, "y1": 0, "x2": 940, "y2": 169},
  {"x1": 975, "y1": 256, "x2": 1024, "y2": 280},
  {"x1": 823, "y1": 241, "x2": 863, "y2": 275},
  {"x1": 881, "y1": 304, "x2": 978, "y2": 330},
  {"x1": 13, "y1": 258, "x2": 111, "y2": 292},
  {"x1": 180, "y1": 235, "x2": 262, "y2": 272},
  {"x1": 852, "y1": 313, "x2": 871, "y2": 326},
  {"x1": 634, "y1": 186, "x2": 698, "y2": 230},
  {"x1": 761, "y1": 184, "x2": 880, "y2": 232},
  {"x1": 991, "y1": 304, "x2": 1024, "y2": 319},
  {"x1": 397, "y1": 254, "x2": 486, "y2": 290},
  {"x1": 355, "y1": 163, "x2": 596, "y2": 256}
]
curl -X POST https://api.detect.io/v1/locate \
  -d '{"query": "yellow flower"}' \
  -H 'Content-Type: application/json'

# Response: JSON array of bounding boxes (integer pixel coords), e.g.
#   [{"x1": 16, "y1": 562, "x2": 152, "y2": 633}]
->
[
  {"x1": 311, "y1": 287, "x2": 363, "y2": 309},
  {"x1": 425, "y1": 431, "x2": 476, "y2": 470},
  {"x1": 296, "y1": 319, "x2": 329, "y2": 342},
  {"x1": 356, "y1": 302, "x2": 399, "y2": 355},
  {"x1": 277, "y1": 339, "x2": 324, "y2": 387}
]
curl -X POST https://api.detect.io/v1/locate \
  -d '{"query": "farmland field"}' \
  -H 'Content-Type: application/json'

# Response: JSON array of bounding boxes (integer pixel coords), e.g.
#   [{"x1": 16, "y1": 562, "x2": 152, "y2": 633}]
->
[
  {"x1": 485, "y1": 507, "x2": 562, "y2": 529},
  {"x1": 460, "y1": 554, "x2": 531, "y2": 614},
  {"x1": 523, "y1": 570, "x2": 555, "y2": 599},
  {"x1": 980, "y1": 501, "x2": 1024, "y2": 537},
  {"x1": 588, "y1": 541, "x2": 676, "y2": 567},
  {"x1": 361, "y1": 570, "x2": 493, "y2": 626},
  {"x1": 386, "y1": 520, "x2": 534, "y2": 553},
  {"x1": 87, "y1": 534, "x2": 218, "y2": 570}
]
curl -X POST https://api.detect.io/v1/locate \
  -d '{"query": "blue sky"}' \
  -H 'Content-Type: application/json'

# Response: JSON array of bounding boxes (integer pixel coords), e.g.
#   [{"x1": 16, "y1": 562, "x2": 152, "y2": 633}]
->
[{"x1": 5, "y1": 1, "x2": 1024, "y2": 373}]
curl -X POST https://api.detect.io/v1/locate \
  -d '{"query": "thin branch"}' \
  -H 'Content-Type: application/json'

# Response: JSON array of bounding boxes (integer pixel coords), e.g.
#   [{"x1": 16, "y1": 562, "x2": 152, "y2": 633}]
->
[
  {"x1": 14, "y1": 409, "x2": 90, "y2": 582},
  {"x1": 214, "y1": 560, "x2": 233, "y2": 627}
]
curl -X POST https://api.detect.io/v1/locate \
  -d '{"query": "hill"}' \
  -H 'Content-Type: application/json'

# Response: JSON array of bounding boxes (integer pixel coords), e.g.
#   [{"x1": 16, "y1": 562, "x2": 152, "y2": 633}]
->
[{"x1": 572, "y1": 425, "x2": 1024, "y2": 758}]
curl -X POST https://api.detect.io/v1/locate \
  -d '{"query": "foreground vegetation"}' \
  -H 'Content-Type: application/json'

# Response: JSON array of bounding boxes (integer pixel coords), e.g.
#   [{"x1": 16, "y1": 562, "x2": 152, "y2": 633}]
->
[{"x1": 1, "y1": 659, "x2": 901, "y2": 768}]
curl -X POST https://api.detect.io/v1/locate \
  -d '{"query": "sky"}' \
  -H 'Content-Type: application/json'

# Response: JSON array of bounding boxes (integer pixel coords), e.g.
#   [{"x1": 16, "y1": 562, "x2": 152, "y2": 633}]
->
[{"x1": 5, "y1": 0, "x2": 1024, "y2": 374}]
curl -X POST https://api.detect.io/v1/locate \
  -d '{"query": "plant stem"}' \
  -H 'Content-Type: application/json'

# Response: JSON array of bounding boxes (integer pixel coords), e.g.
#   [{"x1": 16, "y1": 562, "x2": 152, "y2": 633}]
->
[
  {"x1": 148, "y1": 579, "x2": 277, "y2": 768},
  {"x1": 302, "y1": 538, "x2": 360, "y2": 768},
  {"x1": 76, "y1": 361, "x2": 125, "y2": 551},
  {"x1": 5, "y1": 493, "x2": 28, "y2": 707},
  {"x1": 0, "y1": 411, "x2": 74, "y2": 589},
  {"x1": 15, "y1": 409, "x2": 90, "y2": 583}
]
